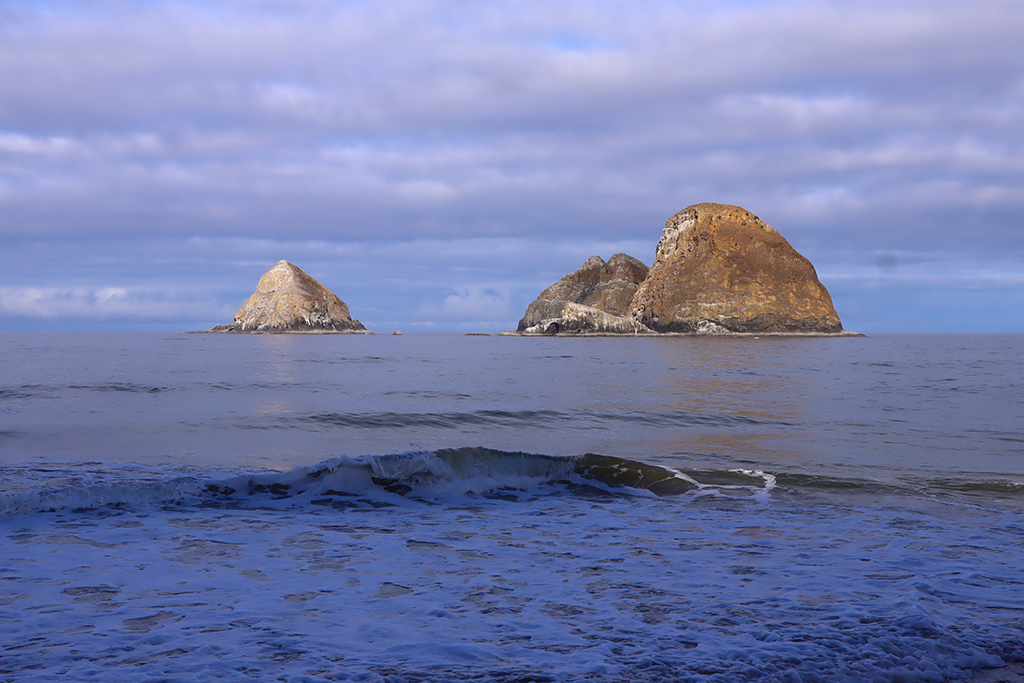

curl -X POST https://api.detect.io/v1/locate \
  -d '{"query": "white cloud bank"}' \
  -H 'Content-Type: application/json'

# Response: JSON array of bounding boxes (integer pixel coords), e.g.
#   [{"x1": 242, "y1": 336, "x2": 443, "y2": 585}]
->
[
  {"x1": 418, "y1": 288, "x2": 514, "y2": 327},
  {"x1": 0, "y1": 286, "x2": 232, "y2": 322}
]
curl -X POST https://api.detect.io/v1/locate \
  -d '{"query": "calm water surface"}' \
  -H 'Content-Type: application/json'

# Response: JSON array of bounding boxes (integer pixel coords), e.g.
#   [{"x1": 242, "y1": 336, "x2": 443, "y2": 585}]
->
[{"x1": 2, "y1": 332, "x2": 1021, "y2": 482}]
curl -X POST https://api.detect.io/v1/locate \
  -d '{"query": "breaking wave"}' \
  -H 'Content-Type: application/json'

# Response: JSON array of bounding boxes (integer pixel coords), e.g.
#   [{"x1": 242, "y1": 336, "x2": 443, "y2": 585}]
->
[
  {"x1": 4, "y1": 447, "x2": 1021, "y2": 516},
  {"x1": 1, "y1": 448, "x2": 776, "y2": 515}
]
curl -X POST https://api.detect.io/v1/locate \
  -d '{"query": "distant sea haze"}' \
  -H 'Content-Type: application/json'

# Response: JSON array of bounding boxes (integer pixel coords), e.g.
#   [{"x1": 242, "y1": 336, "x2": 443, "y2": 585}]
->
[{"x1": 1, "y1": 332, "x2": 1022, "y2": 682}]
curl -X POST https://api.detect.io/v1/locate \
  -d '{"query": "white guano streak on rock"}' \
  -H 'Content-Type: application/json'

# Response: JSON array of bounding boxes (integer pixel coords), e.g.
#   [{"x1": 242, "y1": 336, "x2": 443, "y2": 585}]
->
[{"x1": 655, "y1": 213, "x2": 696, "y2": 266}]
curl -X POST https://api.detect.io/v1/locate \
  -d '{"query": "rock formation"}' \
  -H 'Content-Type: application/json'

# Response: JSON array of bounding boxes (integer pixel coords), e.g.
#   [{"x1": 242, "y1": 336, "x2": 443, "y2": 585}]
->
[
  {"x1": 628, "y1": 203, "x2": 843, "y2": 333},
  {"x1": 210, "y1": 260, "x2": 369, "y2": 334},
  {"x1": 516, "y1": 254, "x2": 649, "y2": 332},
  {"x1": 520, "y1": 302, "x2": 651, "y2": 335}
]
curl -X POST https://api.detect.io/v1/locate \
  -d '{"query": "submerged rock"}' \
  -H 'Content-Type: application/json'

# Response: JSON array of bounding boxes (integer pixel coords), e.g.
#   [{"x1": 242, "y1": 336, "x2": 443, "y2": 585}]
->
[
  {"x1": 516, "y1": 253, "x2": 649, "y2": 332},
  {"x1": 628, "y1": 203, "x2": 843, "y2": 333},
  {"x1": 210, "y1": 260, "x2": 369, "y2": 334}
]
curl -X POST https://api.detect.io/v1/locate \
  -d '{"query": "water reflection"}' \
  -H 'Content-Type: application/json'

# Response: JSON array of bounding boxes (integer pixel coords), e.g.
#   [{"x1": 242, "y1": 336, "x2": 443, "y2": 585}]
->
[
  {"x1": 629, "y1": 337, "x2": 852, "y2": 472},
  {"x1": 648, "y1": 337, "x2": 808, "y2": 421}
]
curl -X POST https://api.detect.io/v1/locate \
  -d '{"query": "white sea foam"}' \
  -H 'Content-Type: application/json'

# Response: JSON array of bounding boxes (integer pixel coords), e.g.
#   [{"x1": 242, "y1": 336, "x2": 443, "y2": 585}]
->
[
  {"x1": 0, "y1": 476, "x2": 207, "y2": 515},
  {"x1": 727, "y1": 469, "x2": 777, "y2": 502}
]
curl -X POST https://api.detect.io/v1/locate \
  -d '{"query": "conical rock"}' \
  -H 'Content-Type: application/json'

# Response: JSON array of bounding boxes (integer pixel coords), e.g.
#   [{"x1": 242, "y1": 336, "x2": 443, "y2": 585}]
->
[{"x1": 212, "y1": 260, "x2": 369, "y2": 334}]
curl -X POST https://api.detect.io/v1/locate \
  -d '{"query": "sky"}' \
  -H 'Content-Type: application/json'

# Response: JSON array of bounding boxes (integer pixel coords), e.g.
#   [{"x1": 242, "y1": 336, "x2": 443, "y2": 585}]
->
[{"x1": 1, "y1": 0, "x2": 1022, "y2": 333}]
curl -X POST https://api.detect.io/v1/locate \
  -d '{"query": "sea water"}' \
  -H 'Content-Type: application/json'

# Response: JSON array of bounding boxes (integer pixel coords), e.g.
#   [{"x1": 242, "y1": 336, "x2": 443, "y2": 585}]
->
[{"x1": 1, "y1": 332, "x2": 1022, "y2": 682}]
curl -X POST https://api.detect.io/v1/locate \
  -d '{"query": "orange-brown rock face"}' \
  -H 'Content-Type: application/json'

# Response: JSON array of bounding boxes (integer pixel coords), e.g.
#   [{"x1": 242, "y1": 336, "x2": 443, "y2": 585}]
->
[
  {"x1": 628, "y1": 203, "x2": 843, "y2": 333},
  {"x1": 214, "y1": 260, "x2": 368, "y2": 333},
  {"x1": 517, "y1": 253, "x2": 649, "y2": 331}
]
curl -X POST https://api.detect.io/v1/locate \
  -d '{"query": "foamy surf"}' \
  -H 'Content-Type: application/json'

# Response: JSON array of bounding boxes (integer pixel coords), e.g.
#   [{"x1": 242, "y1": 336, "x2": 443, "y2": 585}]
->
[
  {"x1": 3, "y1": 452, "x2": 1022, "y2": 682},
  {"x1": 0, "y1": 476, "x2": 207, "y2": 515}
]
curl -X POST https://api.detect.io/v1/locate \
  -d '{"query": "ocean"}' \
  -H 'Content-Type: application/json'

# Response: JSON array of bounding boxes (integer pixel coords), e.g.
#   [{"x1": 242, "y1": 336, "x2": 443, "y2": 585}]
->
[{"x1": 1, "y1": 332, "x2": 1022, "y2": 682}]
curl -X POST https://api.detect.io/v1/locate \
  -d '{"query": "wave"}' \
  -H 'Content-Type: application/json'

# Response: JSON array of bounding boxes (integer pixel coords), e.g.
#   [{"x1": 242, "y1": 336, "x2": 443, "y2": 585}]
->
[
  {"x1": 0, "y1": 382, "x2": 168, "y2": 400},
  {"x1": 67, "y1": 383, "x2": 168, "y2": 394},
  {"x1": 4, "y1": 448, "x2": 1021, "y2": 516},
  {"x1": 0, "y1": 476, "x2": 207, "y2": 515},
  {"x1": 204, "y1": 448, "x2": 745, "y2": 506},
  {"x1": 1, "y1": 448, "x2": 775, "y2": 515},
  {"x1": 289, "y1": 409, "x2": 780, "y2": 430}
]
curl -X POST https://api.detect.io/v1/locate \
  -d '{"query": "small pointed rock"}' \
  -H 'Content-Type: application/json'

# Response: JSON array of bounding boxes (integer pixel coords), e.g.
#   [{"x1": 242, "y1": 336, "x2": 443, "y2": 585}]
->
[{"x1": 211, "y1": 260, "x2": 369, "y2": 334}]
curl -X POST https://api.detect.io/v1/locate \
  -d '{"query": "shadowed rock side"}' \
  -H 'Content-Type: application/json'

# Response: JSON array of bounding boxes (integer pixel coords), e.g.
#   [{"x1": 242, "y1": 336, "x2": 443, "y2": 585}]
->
[
  {"x1": 628, "y1": 203, "x2": 843, "y2": 334},
  {"x1": 516, "y1": 254, "x2": 649, "y2": 332},
  {"x1": 210, "y1": 260, "x2": 369, "y2": 334}
]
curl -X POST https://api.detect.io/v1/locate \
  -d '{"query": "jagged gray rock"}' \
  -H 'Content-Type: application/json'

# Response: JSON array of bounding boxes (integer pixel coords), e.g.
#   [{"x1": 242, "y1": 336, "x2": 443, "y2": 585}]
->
[
  {"x1": 521, "y1": 302, "x2": 652, "y2": 335},
  {"x1": 516, "y1": 254, "x2": 649, "y2": 332}
]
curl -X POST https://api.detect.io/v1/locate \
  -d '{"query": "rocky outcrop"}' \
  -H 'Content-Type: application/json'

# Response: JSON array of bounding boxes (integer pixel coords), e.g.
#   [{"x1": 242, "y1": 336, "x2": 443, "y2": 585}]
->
[
  {"x1": 516, "y1": 254, "x2": 649, "y2": 332},
  {"x1": 628, "y1": 203, "x2": 843, "y2": 333},
  {"x1": 521, "y1": 302, "x2": 652, "y2": 335},
  {"x1": 210, "y1": 260, "x2": 369, "y2": 334}
]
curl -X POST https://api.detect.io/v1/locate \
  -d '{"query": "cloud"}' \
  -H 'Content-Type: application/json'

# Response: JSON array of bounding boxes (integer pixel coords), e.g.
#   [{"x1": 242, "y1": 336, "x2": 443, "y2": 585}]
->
[
  {"x1": 821, "y1": 261, "x2": 1024, "y2": 288},
  {"x1": 418, "y1": 288, "x2": 514, "y2": 326},
  {"x1": 1, "y1": 0, "x2": 1022, "y2": 330},
  {"x1": 0, "y1": 133, "x2": 83, "y2": 155},
  {"x1": 0, "y1": 285, "x2": 232, "y2": 321}
]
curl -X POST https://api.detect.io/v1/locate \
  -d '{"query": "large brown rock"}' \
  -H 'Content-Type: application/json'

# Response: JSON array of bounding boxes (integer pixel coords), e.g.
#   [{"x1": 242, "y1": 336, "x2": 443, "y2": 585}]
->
[
  {"x1": 212, "y1": 260, "x2": 369, "y2": 333},
  {"x1": 516, "y1": 253, "x2": 649, "y2": 331},
  {"x1": 628, "y1": 203, "x2": 843, "y2": 333}
]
